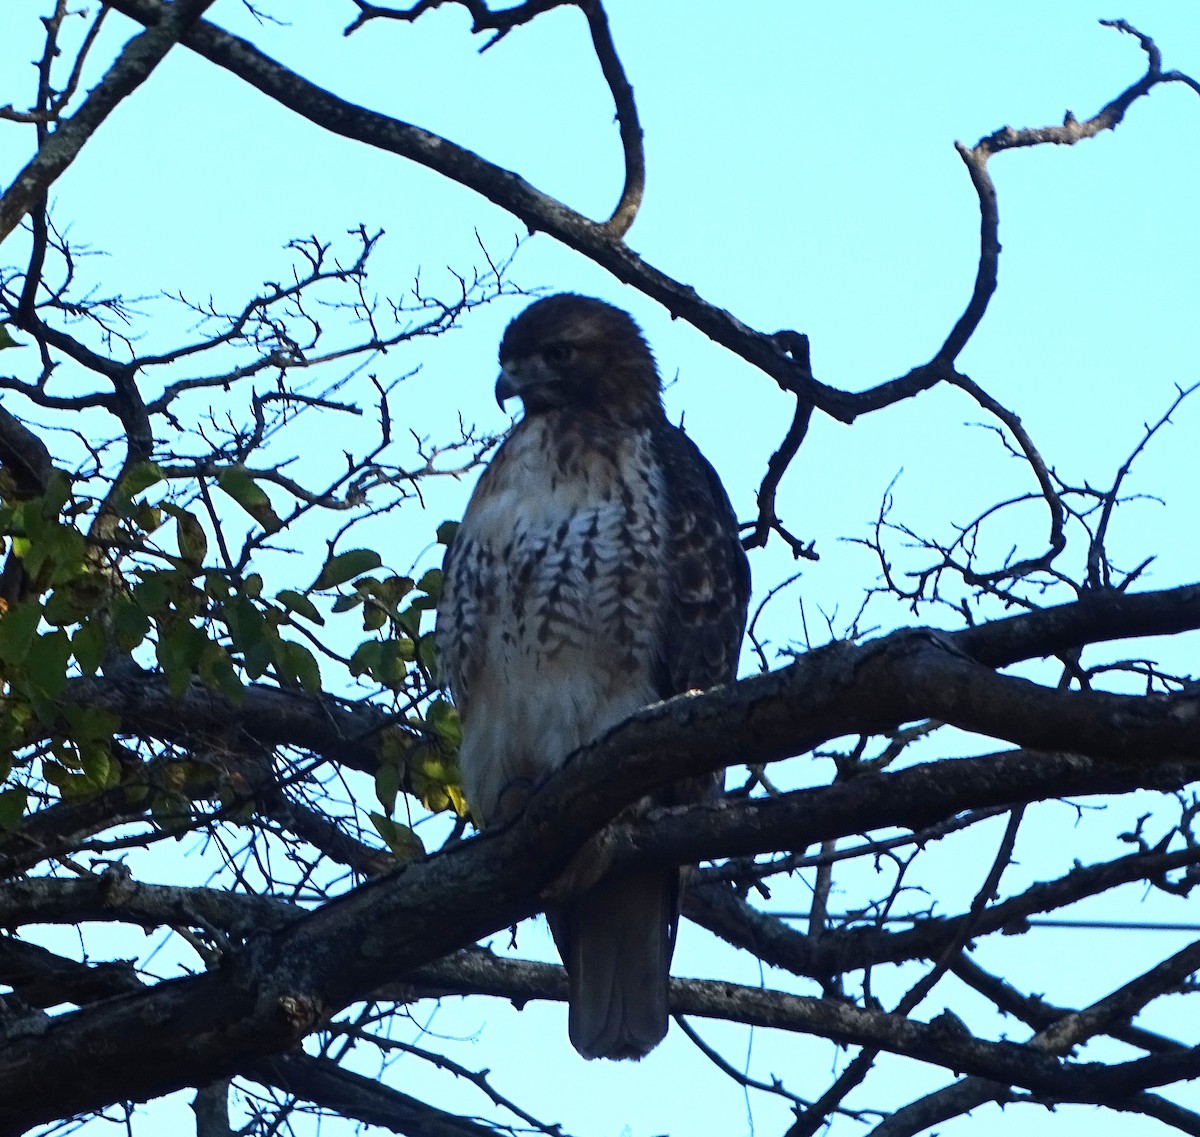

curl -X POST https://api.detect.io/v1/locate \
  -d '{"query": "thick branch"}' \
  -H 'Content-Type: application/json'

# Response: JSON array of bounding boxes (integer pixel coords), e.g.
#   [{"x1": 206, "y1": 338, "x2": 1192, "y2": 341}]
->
[
  {"x1": 59, "y1": 672, "x2": 398, "y2": 773},
  {"x1": 0, "y1": 632, "x2": 1198, "y2": 1125},
  {"x1": 0, "y1": 936, "x2": 145, "y2": 1008},
  {"x1": 0, "y1": 871, "x2": 297, "y2": 936},
  {"x1": 0, "y1": 406, "x2": 52, "y2": 498}
]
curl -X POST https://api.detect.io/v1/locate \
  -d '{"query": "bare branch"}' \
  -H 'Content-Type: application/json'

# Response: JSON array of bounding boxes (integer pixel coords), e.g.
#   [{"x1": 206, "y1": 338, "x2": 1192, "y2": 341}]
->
[
  {"x1": 243, "y1": 1053, "x2": 500, "y2": 1137},
  {"x1": 0, "y1": 0, "x2": 217, "y2": 244}
]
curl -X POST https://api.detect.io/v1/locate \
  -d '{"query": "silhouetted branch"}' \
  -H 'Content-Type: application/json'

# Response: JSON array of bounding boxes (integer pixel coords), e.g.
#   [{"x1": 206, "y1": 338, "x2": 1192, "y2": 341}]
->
[
  {"x1": 0, "y1": 0, "x2": 216, "y2": 244},
  {"x1": 244, "y1": 1053, "x2": 500, "y2": 1137},
  {"x1": 108, "y1": 8, "x2": 1197, "y2": 428}
]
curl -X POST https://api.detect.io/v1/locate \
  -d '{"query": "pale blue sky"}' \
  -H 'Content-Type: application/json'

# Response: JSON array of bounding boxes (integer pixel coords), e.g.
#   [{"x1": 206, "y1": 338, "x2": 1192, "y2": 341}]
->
[{"x1": 3, "y1": 3, "x2": 1200, "y2": 1135}]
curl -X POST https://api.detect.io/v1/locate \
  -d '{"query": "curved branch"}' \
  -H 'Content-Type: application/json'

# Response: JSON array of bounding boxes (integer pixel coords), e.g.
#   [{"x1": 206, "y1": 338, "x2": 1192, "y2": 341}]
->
[
  {"x1": 687, "y1": 836, "x2": 1200, "y2": 991},
  {"x1": 343, "y1": 1, "x2": 643, "y2": 231},
  {"x1": 948, "y1": 373, "x2": 1066, "y2": 583},
  {"x1": 104, "y1": 4, "x2": 1200, "y2": 431},
  {"x1": 579, "y1": 0, "x2": 645, "y2": 235},
  {"x1": 743, "y1": 332, "x2": 817, "y2": 557},
  {"x1": 934, "y1": 19, "x2": 1200, "y2": 368}
]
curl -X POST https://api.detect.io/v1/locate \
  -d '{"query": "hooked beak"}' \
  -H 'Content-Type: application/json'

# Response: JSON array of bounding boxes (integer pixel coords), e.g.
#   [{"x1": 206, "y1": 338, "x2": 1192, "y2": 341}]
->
[{"x1": 494, "y1": 370, "x2": 519, "y2": 408}]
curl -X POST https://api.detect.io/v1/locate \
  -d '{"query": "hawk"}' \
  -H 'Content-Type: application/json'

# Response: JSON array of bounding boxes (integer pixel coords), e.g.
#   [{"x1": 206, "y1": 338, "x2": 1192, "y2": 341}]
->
[{"x1": 435, "y1": 294, "x2": 750, "y2": 1060}]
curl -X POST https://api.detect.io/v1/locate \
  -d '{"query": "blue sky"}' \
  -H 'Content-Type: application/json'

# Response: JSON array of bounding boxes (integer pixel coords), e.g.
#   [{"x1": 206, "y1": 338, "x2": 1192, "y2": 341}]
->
[{"x1": 4, "y1": 2, "x2": 1200, "y2": 1134}]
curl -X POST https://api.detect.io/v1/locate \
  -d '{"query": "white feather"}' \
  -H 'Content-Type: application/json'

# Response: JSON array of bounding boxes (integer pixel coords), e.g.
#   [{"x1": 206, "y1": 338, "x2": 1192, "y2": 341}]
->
[{"x1": 437, "y1": 416, "x2": 666, "y2": 824}]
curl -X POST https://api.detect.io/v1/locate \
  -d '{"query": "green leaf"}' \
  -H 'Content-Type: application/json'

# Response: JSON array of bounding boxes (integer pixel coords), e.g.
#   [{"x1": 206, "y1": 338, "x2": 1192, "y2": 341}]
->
[
  {"x1": 133, "y1": 574, "x2": 171, "y2": 615},
  {"x1": 393, "y1": 636, "x2": 416, "y2": 662},
  {"x1": 435, "y1": 520, "x2": 460, "y2": 546},
  {"x1": 367, "y1": 811, "x2": 425, "y2": 861},
  {"x1": 129, "y1": 501, "x2": 162, "y2": 534},
  {"x1": 61, "y1": 703, "x2": 119, "y2": 745},
  {"x1": 348, "y1": 639, "x2": 413, "y2": 688},
  {"x1": 377, "y1": 576, "x2": 414, "y2": 604},
  {"x1": 349, "y1": 640, "x2": 382, "y2": 679},
  {"x1": 314, "y1": 549, "x2": 383, "y2": 590},
  {"x1": 275, "y1": 639, "x2": 321, "y2": 692},
  {"x1": 407, "y1": 745, "x2": 464, "y2": 815},
  {"x1": 0, "y1": 601, "x2": 42, "y2": 666},
  {"x1": 198, "y1": 642, "x2": 244, "y2": 704},
  {"x1": 395, "y1": 606, "x2": 422, "y2": 640},
  {"x1": 119, "y1": 460, "x2": 164, "y2": 498},
  {"x1": 157, "y1": 620, "x2": 208, "y2": 697},
  {"x1": 19, "y1": 505, "x2": 43, "y2": 542},
  {"x1": 72, "y1": 621, "x2": 107, "y2": 675},
  {"x1": 14, "y1": 516, "x2": 86, "y2": 589},
  {"x1": 0, "y1": 787, "x2": 26, "y2": 829},
  {"x1": 222, "y1": 594, "x2": 266, "y2": 653},
  {"x1": 161, "y1": 504, "x2": 208, "y2": 567},
  {"x1": 374, "y1": 761, "x2": 400, "y2": 814},
  {"x1": 416, "y1": 633, "x2": 438, "y2": 675},
  {"x1": 0, "y1": 324, "x2": 22, "y2": 351},
  {"x1": 426, "y1": 697, "x2": 462, "y2": 750},
  {"x1": 0, "y1": 702, "x2": 33, "y2": 753},
  {"x1": 24, "y1": 630, "x2": 72, "y2": 699},
  {"x1": 43, "y1": 589, "x2": 87, "y2": 627},
  {"x1": 223, "y1": 596, "x2": 275, "y2": 679},
  {"x1": 39, "y1": 471, "x2": 72, "y2": 520},
  {"x1": 78, "y1": 744, "x2": 113, "y2": 789},
  {"x1": 204, "y1": 572, "x2": 231, "y2": 601},
  {"x1": 276, "y1": 589, "x2": 324, "y2": 626},
  {"x1": 44, "y1": 526, "x2": 88, "y2": 588},
  {"x1": 216, "y1": 466, "x2": 283, "y2": 532},
  {"x1": 415, "y1": 568, "x2": 443, "y2": 602},
  {"x1": 43, "y1": 759, "x2": 95, "y2": 799},
  {"x1": 178, "y1": 514, "x2": 207, "y2": 567},
  {"x1": 111, "y1": 597, "x2": 151, "y2": 651}
]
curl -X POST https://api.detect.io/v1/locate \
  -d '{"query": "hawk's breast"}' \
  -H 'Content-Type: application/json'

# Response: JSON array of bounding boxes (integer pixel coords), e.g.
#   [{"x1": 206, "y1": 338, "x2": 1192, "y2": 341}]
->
[{"x1": 437, "y1": 415, "x2": 668, "y2": 823}]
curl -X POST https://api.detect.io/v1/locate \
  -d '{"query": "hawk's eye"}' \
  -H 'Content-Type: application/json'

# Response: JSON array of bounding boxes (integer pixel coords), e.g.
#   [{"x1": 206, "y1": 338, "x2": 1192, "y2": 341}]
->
[{"x1": 542, "y1": 342, "x2": 575, "y2": 366}]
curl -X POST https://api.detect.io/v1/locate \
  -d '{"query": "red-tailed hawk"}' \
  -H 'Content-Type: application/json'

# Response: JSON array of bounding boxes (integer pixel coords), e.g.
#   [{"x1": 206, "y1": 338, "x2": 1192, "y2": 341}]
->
[{"x1": 435, "y1": 294, "x2": 750, "y2": 1060}]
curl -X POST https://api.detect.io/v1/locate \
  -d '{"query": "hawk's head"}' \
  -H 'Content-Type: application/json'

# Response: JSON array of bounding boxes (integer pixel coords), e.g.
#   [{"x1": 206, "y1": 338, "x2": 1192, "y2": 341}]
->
[{"x1": 496, "y1": 294, "x2": 663, "y2": 422}]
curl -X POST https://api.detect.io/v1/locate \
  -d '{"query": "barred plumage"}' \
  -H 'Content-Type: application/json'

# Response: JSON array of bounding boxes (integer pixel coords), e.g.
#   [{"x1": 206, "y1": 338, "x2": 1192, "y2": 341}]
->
[{"x1": 436, "y1": 294, "x2": 749, "y2": 1060}]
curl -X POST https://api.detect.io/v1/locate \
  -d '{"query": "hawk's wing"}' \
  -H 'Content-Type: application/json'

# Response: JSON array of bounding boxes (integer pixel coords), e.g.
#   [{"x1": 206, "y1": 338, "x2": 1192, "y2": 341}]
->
[{"x1": 650, "y1": 422, "x2": 750, "y2": 700}]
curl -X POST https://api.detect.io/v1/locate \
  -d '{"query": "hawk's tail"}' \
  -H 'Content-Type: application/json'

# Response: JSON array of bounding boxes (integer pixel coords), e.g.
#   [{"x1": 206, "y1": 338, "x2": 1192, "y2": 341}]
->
[{"x1": 551, "y1": 868, "x2": 677, "y2": 1061}]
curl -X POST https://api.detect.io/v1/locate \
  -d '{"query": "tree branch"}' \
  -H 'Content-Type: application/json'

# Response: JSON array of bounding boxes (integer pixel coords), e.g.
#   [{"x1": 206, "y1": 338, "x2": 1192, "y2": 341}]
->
[
  {"x1": 244, "y1": 1053, "x2": 499, "y2": 1137},
  {"x1": 0, "y1": 0, "x2": 216, "y2": 244}
]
